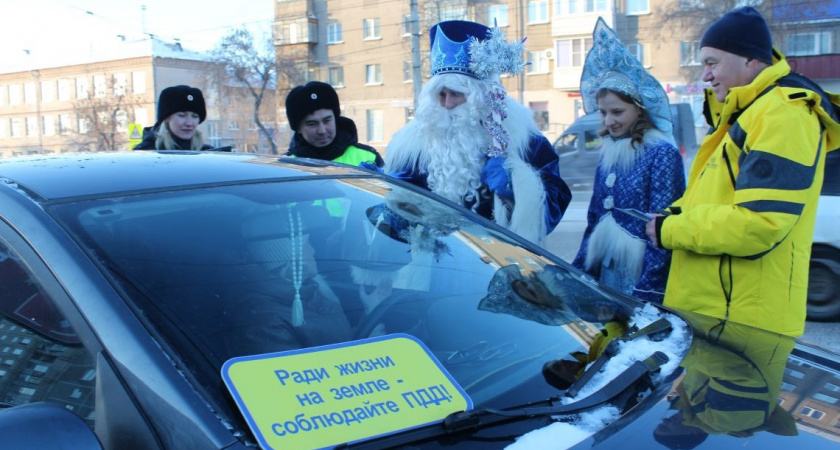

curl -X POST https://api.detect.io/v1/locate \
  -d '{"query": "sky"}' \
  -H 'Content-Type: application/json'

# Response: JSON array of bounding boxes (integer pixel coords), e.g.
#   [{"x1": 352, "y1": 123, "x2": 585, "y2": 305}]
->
[{"x1": 0, "y1": 0, "x2": 274, "y2": 72}]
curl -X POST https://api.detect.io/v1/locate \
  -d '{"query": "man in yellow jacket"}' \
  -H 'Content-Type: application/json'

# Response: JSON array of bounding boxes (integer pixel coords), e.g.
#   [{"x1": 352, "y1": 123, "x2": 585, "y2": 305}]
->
[{"x1": 645, "y1": 7, "x2": 840, "y2": 337}]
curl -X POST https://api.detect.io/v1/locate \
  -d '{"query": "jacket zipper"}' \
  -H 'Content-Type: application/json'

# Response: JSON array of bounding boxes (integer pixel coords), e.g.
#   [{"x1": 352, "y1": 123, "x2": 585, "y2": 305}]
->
[
  {"x1": 721, "y1": 143, "x2": 736, "y2": 189},
  {"x1": 719, "y1": 255, "x2": 733, "y2": 320}
]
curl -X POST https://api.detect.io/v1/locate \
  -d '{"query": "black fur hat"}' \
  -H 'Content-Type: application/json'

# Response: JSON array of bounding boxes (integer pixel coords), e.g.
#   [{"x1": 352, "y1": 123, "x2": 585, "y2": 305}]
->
[
  {"x1": 156, "y1": 85, "x2": 207, "y2": 124},
  {"x1": 285, "y1": 81, "x2": 340, "y2": 131}
]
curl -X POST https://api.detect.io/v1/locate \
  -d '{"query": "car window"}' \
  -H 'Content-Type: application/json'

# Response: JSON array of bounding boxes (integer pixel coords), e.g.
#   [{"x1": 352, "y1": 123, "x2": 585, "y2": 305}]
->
[
  {"x1": 0, "y1": 239, "x2": 96, "y2": 427},
  {"x1": 554, "y1": 134, "x2": 578, "y2": 155},
  {"x1": 583, "y1": 130, "x2": 604, "y2": 151},
  {"x1": 49, "y1": 176, "x2": 634, "y2": 431}
]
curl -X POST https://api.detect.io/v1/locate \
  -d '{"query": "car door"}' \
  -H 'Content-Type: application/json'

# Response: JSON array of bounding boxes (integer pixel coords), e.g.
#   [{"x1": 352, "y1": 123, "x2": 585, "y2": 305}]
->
[{"x1": 0, "y1": 222, "x2": 161, "y2": 449}]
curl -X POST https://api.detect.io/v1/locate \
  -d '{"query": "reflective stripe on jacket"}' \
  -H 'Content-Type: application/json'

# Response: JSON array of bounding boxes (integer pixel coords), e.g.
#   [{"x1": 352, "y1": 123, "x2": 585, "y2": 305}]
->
[
  {"x1": 661, "y1": 50, "x2": 840, "y2": 337},
  {"x1": 331, "y1": 145, "x2": 380, "y2": 166}
]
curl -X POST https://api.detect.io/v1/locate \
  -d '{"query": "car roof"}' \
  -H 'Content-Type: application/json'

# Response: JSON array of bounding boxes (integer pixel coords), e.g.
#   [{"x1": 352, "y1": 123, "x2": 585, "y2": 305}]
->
[
  {"x1": 560, "y1": 112, "x2": 602, "y2": 137},
  {"x1": 0, "y1": 151, "x2": 364, "y2": 202}
]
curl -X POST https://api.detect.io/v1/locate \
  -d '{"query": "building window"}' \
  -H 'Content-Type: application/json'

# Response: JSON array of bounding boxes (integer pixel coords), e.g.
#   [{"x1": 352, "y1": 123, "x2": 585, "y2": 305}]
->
[
  {"x1": 800, "y1": 406, "x2": 825, "y2": 420},
  {"x1": 402, "y1": 16, "x2": 412, "y2": 36},
  {"x1": 57, "y1": 79, "x2": 72, "y2": 101},
  {"x1": 131, "y1": 71, "x2": 146, "y2": 94},
  {"x1": 133, "y1": 108, "x2": 147, "y2": 127},
  {"x1": 680, "y1": 41, "x2": 701, "y2": 66},
  {"x1": 363, "y1": 18, "x2": 381, "y2": 40},
  {"x1": 93, "y1": 75, "x2": 106, "y2": 98},
  {"x1": 40, "y1": 81, "x2": 54, "y2": 103},
  {"x1": 528, "y1": 0, "x2": 549, "y2": 24},
  {"x1": 627, "y1": 0, "x2": 649, "y2": 14},
  {"x1": 366, "y1": 109, "x2": 383, "y2": 142},
  {"x1": 0, "y1": 85, "x2": 4, "y2": 106},
  {"x1": 786, "y1": 32, "x2": 831, "y2": 56},
  {"x1": 58, "y1": 114, "x2": 72, "y2": 134},
  {"x1": 25, "y1": 117, "x2": 37, "y2": 136},
  {"x1": 403, "y1": 61, "x2": 413, "y2": 82},
  {"x1": 42, "y1": 116, "x2": 55, "y2": 136},
  {"x1": 76, "y1": 77, "x2": 88, "y2": 99},
  {"x1": 556, "y1": 38, "x2": 592, "y2": 68},
  {"x1": 439, "y1": 6, "x2": 466, "y2": 21},
  {"x1": 115, "y1": 110, "x2": 128, "y2": 133},
  {"x1": 113, "y1": 74, "x2": 126, "y2": 96},
  {"x1": 78, "y1": 116, "x2": 89, "y2": 134},
  {"x1": 327, "y1": 22, "x2": 343, "y2": 43},
  {"x1": 786, "y1": 368, "x2": 806, "y2": 379},
  {"x1": 365, "y1": 64, "x2": 382, "y2": 85},
  {"x1": 813, "y1": 393, "x2": 839, "y2": 404},
  {"x1": 488, "y1": 4, "x2": 509, "y2": 27},
  {"x1": 585, "y1": 0, "x2": 608, "y2": 12},
  {"x1": 10, "y1": 118, "x2": 21, "y2": 138},
  {"x1": 24, "y1": 82, "x2": 36, "y2": 105},
  {"x1": 527, "y1": 51, "x2": 550, "y2": 74},
  {"x1": 9, "y1": 84, "x2": 22, "y2": 105},
  {"x1": 328, "y1": 67, "x2": 344, "y2": 87},
  {"x1": 274, "y1": 19, "x2": 314, "y2": 44},
  {"x1": 627, "y1": 43, "x2": 646, "y2": 66}
]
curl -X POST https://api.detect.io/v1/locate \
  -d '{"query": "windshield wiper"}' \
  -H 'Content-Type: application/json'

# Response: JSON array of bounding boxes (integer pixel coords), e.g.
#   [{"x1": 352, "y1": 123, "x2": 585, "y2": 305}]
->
[
  {"x1": 338, "y1": 318, "x2": 673, "y2": 449},
  {"x1": 565, "y1": 317, "x2": 672, "y2": 398}
]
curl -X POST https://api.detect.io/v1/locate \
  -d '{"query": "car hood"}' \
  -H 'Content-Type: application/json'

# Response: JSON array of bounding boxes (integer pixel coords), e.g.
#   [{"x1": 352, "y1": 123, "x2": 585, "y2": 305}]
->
[{"x1": 509, "y1": 309, "x2": 840, "y2": 449}]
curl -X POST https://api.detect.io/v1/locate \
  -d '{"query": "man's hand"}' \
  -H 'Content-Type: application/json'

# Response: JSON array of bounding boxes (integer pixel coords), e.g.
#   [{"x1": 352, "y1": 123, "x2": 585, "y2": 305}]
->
[
  {"x1": 645, "y1": 214, "x2": 663, "y2": 247},
  {"x1": 481, "y1": 156, "x2": 513, "y2": 200}
]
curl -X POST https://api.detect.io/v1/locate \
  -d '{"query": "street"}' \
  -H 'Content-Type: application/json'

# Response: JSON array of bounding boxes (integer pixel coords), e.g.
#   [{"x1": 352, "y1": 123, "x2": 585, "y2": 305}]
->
[{"x1": 544, "y1": 196, "x2": 840, "y2": 353}]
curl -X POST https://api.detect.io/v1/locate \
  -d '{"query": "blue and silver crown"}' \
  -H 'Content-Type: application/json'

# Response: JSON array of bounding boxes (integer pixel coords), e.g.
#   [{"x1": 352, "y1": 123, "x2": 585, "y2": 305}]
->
[
  {"x1": 580, "y1": 18, "x2": 673, "y2": 134},
  {"x1": 430, "y1": 21, "x2": 491, "y2": 79}
]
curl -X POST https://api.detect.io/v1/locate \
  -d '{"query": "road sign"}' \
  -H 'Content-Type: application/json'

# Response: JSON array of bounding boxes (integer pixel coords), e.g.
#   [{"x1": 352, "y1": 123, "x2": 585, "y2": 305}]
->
[{"x1": 128, "y1": 123, "x2": 144, "y2": 149}]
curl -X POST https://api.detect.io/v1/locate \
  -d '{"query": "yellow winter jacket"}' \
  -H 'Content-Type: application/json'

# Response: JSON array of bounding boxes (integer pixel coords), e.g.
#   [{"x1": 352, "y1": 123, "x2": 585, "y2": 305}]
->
[{"x1": 661, "y1": 50, "x2": 840, "y2": 337}]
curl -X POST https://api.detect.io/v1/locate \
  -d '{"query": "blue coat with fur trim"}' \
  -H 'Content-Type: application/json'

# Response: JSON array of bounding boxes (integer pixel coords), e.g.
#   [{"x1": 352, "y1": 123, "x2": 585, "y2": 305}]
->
[
  {"x1": 385, "y1": 94, "x2": 572, "y2": 245},
  {"x1": 389, "y1": 133, "x2": 570, "y2": 244},
  {"x1": 572, "y1": 131, "x2": 685, "y2": 303}
]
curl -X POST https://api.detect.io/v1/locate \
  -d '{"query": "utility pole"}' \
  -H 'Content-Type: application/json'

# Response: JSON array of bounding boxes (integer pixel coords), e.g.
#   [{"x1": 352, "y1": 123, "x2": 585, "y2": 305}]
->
[
  {"x1": 410, "y1": 0, "x2": 422, "y2": 109},
  {"x1": 30, "y1": 69, "x2": 43, "y2": 151}
]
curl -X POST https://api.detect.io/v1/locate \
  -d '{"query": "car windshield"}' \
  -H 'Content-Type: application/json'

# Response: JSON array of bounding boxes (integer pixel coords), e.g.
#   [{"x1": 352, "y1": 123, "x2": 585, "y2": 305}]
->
[{"x1": 48, "y1": 175, "x2": 639, "y2": 429}]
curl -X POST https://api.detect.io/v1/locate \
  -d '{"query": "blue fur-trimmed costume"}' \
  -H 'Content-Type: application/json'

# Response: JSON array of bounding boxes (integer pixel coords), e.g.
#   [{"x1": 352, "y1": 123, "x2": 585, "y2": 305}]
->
[
  {"x1": 572, "y1": 131, "x2": 685, "y2": 303},
  {"x1": 385, "y1": 20, "x2": 572, "y2": 245},
  {"x1": 571, "y1": 18, "x2": 687, "y2": 303},
  {"x1": 387, "y1": 97, "x2": 571, "y2": 245}
]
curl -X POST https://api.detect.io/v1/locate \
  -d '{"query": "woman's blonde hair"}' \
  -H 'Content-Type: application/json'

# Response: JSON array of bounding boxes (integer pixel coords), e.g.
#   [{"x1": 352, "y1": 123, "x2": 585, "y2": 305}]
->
[{"x1": 155, "y1": 121, "x2": 207, "y2": 150}]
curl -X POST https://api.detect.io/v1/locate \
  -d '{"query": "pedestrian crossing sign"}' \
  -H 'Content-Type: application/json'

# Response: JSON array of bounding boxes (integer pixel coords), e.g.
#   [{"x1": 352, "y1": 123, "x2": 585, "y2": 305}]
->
[{"x1": 128, "y1": 123, "x2": 144, "y2": 150}]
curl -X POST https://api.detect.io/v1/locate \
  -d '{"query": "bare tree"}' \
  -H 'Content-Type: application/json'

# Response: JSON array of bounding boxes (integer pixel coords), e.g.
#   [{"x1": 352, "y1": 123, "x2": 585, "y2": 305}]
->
[
  {"x1": 69, "y1": 74, "x2": 140, "y2": 151},
  {"x1": 210, "y1": 28, "x2": 282, "y2": 154},
  {"x1": 653, "y1": 0, "x2": 833, "y2": 80}
]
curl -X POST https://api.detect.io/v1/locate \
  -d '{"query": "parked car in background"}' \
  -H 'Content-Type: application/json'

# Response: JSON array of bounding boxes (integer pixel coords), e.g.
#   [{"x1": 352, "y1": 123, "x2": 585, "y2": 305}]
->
[
  {"x1": 553, "y1": 104, "x2": 698, "y2": 191},
  {"x1": 1, "y1": 151, "x2": 839, "y2": 449},
  {"x1": 808, "y1": 151, "x2": 840, "y2": 320}
]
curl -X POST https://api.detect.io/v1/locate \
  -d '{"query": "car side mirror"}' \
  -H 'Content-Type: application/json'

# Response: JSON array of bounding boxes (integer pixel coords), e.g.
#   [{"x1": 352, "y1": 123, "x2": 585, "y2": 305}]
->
[{"x1": 0, "y1": 402, "x2": 102, "y2": 449}]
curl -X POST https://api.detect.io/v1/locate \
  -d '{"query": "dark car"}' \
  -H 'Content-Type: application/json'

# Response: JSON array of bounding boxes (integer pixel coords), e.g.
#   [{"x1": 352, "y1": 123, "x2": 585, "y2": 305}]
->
[{"x1": 0, "y1": 151, "x2": 838, "y2": 449}]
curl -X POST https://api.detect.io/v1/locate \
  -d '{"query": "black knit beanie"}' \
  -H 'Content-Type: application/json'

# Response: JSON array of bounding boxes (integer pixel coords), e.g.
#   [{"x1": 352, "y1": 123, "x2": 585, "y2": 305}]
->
[
  {"x1": 285, "y1": 81, "x2": 341, "y2": 131},
  {"x1": 700, "y1": 6, "x2": 772, "y2": 64},
  {"x1": 156, "y1": 85, "x2": 207, "y2": 124}
]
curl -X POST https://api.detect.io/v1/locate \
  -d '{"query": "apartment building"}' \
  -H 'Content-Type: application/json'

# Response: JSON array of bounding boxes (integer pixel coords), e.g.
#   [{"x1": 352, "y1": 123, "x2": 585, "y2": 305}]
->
[
  {"x1": 0, "y1": 38, "x2": 278, "y2": 157},
  {"x1": 274, "y1": 0, "x2": 840, "y2": 154}
]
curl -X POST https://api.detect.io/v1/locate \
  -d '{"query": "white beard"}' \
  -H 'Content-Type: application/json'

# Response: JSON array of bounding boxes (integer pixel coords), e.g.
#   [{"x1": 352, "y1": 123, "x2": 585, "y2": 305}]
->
[{"x1": 423, "y1": 107, "x2": 489, "y2": 206}]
